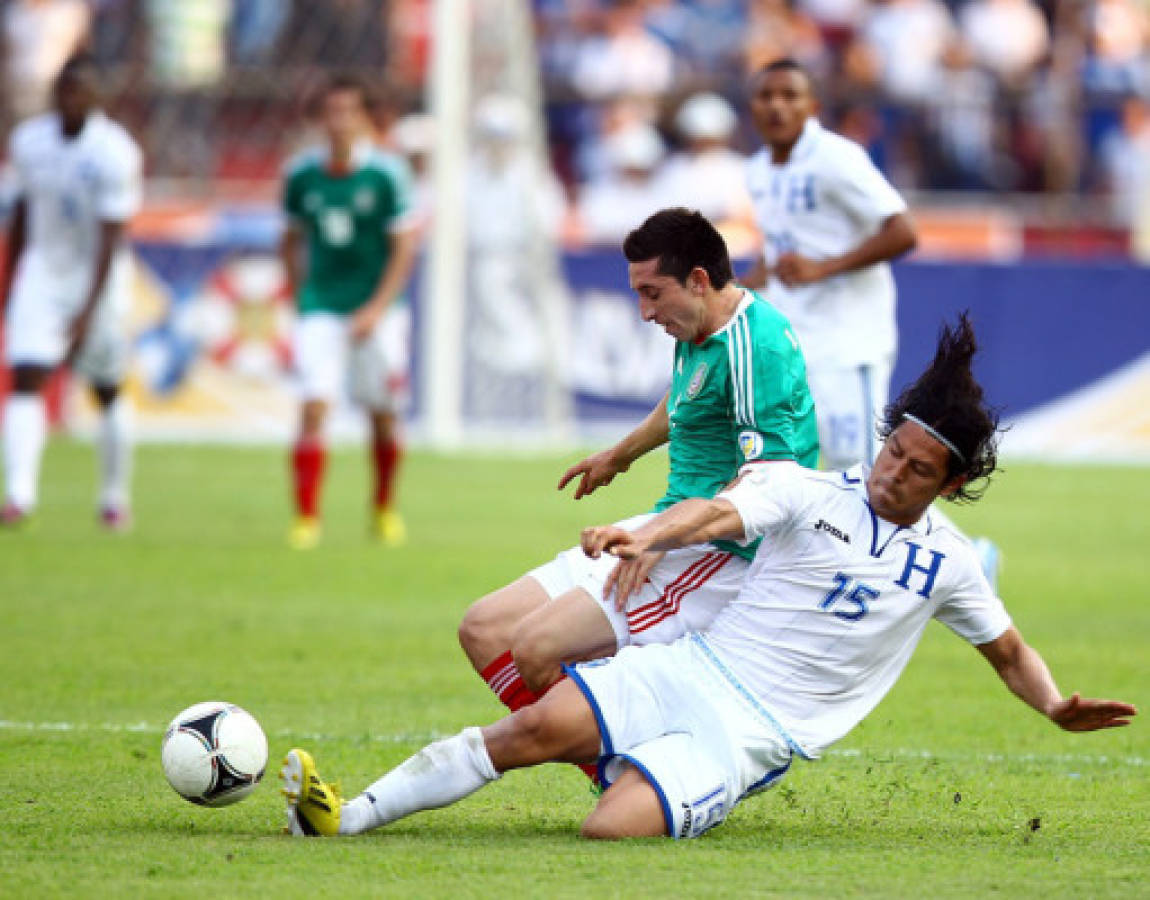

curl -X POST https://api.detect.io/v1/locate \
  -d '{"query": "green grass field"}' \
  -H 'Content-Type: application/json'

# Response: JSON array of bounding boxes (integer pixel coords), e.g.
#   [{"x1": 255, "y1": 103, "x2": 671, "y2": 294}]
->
[{"x1": 1, "y1": 442, "x2": 1147, "y2": 897}]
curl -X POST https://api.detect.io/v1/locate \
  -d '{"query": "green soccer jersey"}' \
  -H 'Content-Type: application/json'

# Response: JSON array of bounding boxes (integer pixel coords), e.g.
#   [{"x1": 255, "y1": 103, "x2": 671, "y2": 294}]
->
[
  {"x1": 282, "y1": 142, "x2": 415, "y2": 315},
  {"x1": 656, "y1": 291, "x2": 819, "y2": 559}
]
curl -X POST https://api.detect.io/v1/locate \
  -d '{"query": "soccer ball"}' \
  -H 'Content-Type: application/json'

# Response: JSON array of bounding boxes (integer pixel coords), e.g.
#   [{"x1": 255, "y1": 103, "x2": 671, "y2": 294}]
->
[{"x1": 161, "y1": 702, "x2": 268, "y2": 806}]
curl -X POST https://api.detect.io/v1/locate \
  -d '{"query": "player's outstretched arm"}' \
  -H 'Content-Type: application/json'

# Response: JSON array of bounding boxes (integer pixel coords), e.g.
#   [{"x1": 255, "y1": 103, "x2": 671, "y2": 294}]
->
[
  {"x1": 583, "y1": 496, "x2": 745, "y2": 561},
  {"x1": 558, "y1": 393, "x2": 670, "y2": 499},
  {"x1": 977, "y1": 627, "x2": 1137, "y2": 732}
]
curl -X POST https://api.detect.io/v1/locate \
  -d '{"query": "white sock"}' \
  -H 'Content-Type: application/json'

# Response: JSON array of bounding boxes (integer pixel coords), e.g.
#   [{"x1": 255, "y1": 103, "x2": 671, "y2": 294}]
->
[
  {"x1": 97, "y1": 396, "x2": 133, "y2": 510},
  {"x1": 338, "y1": 727, "x2": 500, "y2": 835},
  {"x1": 3, "y1": 394, "x2": 47, "y2": 510}
]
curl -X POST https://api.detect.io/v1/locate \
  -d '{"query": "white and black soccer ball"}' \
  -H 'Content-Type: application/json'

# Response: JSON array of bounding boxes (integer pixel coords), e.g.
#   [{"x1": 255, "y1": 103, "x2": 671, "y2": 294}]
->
[{"x1": 161, "y1": 702, "x2": 268, "y2": 807}]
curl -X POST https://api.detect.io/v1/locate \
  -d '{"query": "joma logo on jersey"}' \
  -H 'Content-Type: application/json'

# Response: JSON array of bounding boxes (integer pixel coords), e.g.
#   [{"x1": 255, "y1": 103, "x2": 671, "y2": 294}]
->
[
  {"x1": 686, "y1": 362, "x2": 708, "y2": 399},
  {"x1": 814, "y1": 519, "x2": 850, "y2": 543}
]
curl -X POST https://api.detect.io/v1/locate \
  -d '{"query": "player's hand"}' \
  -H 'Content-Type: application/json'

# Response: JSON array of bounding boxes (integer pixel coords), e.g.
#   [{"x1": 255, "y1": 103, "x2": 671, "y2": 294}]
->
[
  {"x1": 348, "y1": 305, "x2": 382, "y2": 342},
  {"x1": 605, "y1": 550, "x2": 665, "y2": 611},
  {"x1": 581, "y1": 524, "x2": 646, "y2": 560},
  {"x1": 1049, "y1": 692, "x2": 1137, "y2": 732},
  {"x1": 63, "y1": 309, "x2": 94, "y2": 367},
  {"x1": 558, "y1": 449, "x2": 629, "y2": 499},
  {"x1": 775, "y1": 252, "x2": 830, "y2": 287}
]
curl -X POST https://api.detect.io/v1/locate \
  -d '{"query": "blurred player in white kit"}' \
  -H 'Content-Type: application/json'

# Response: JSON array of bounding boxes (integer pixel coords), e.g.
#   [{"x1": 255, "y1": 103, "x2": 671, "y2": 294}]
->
[
  {"x1": 742, "y1": 58, "x2": 916, "y2": 471},
  {"x1": 1, "y1": 57, "x2": 142, "y2": 529}
]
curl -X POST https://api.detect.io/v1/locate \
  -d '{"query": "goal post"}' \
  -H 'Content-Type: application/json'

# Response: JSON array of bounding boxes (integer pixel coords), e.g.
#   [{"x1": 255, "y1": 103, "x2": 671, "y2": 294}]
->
[{"x1": 419, "y1": 0, "x2": 574, "y2": 450}]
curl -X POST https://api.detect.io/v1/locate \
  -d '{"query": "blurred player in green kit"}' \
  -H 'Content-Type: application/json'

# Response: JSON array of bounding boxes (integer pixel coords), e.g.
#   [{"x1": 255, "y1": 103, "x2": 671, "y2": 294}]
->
[{"x1": 280, "y1": 76, "x2": 419, "y2": 549}]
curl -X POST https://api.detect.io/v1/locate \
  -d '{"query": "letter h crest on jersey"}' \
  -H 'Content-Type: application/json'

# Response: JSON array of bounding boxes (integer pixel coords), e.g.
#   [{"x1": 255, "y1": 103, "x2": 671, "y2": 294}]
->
[{"x1": 894, "y1": 542, "x2": 946, "y2": 599}]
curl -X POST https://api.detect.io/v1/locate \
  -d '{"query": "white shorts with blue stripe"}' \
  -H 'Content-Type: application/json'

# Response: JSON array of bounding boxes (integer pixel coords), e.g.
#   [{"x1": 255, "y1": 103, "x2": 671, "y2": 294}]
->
[{"x1": 565, "y1": 634, "x2": 795, "y2": 839}]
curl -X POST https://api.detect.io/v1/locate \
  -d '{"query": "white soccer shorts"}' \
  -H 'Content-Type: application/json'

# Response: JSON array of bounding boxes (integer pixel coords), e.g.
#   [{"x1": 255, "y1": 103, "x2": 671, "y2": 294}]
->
[
  {"x1": 292, "y1": 306, "x2": 411, "y2": 412},
  {"x1": 567, "y1": 635, "x2": 794, "y2": 839},
  {"x1": 806, "y1": 358, "x2": 893, "y2": 470},
  {"x1": 3, "y1": 253, "x2": 131, "y2": 385},
  {"x1": 528, "y1": 513, "x2": 748, "y2": 650}
]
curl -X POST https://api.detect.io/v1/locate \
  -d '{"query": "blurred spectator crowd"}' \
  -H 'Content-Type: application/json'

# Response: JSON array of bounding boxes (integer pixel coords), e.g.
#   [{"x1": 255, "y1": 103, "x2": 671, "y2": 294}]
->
[
  {"x1": 539, "y1": 0, "x2": 1150, "y2": 229},
  {"x1": 2, "y1": 0, "x2": 1148, "y2": 230}
]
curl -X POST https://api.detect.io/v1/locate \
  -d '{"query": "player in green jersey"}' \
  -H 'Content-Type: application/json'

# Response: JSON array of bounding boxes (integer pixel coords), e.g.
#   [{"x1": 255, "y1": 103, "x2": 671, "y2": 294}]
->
[
  {"x1": 280, "y1": 75, "x2": 419, "y2": 550},
  {"x1": 458, "y1": 208, "x2": 818, "y2": 727}
]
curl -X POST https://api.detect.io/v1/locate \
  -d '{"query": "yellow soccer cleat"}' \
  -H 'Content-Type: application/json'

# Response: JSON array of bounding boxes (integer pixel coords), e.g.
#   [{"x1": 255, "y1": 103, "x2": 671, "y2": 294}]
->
[
  {"x1": 288, "y1": 517, "x2": 321, "y2": 550},
  {"x1": 372, "y1": 508, "x2": 407, "y2": 547},
  {"x1": 280, "y1": 748, "x2": 342, "y2": 837}
]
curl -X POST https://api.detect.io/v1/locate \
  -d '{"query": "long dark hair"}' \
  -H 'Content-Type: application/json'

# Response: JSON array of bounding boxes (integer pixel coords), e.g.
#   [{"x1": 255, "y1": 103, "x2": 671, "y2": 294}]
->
[{"x1": 880, "y1": 313, "x2": 1001, "y2": 502}]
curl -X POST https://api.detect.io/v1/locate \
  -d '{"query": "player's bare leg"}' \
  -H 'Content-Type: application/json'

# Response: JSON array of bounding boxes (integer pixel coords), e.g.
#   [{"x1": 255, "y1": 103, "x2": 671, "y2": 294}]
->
[
  {"x1": 367, "y1": 409, "x2": 405, "y2": 546},
  {"x1": 286, "y1": 678, "x2": 602, "y2": 837},
  {"x1": 2, "y1": 365, "x2": 50, "y2": 525},
  {"x1": 581, "y1": 766, "x2": 668, "y2": 839},
  {"x1": 458, "y1": 576, "x2": 551, "y2": 710},
  {"x1": 459, "y1": 576, "x2": 550, "y2": 671},
  {"x1": 463, "y1": 583, "x2": 614, "y2": 783},
  {"x1": 289, "y1": 399, "x2": 327, "y2": 549},
  {"x1": 511, "y1": 589, "x2": 618, "y2": 695},
  {"x1": 92, "y1": 382, "x2": 132, "y2": 530}
]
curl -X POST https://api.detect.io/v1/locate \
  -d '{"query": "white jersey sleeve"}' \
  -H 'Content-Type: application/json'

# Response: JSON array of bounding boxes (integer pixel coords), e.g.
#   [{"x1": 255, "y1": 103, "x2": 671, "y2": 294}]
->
[
  {"x1": 932, "y1": 548, "x2": 1012, "y2": 645},
  {"x1": 718, "y1": 461, "x2": 809, "y2": 544},
  {"x1": 823, "y1": 139, "x2": 906, "y2": 229},
  {"x1": 95, "y1": 130, "x2": 143, "y2": 222}
]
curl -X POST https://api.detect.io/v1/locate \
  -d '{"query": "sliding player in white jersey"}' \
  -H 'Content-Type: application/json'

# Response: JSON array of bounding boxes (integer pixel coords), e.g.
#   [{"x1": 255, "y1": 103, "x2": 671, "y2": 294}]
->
[
  {"x1": 1, "y1": 57, "x2": 142, "y2": 529},
  {"x1": 280, "y1": 315, "x2": 1135, "y2": 841},
  {"x1": 742, "y1": 58, "x2": 916, "y2": 471}
]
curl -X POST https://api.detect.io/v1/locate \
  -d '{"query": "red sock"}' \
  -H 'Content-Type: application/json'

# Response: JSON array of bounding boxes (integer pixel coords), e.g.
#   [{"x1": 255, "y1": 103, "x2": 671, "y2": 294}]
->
[
  {"x1": 292, "y1": 440, "x2": 326, "y2": 518},
  {"x1": 372, "y1": 438, "x2": 401, "y2": 509},
  {"x1": 479, "y1": 653, "x2": 600, "y2": 784},
  {"x1": 479, "y1": 650, "x2": 540, "y2": 712}
]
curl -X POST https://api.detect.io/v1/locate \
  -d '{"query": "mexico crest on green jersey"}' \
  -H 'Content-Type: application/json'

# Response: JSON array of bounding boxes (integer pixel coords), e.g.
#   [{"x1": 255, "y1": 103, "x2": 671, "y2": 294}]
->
[{"x1": 686, "y1": 362, "x2": 708, "y2": 399}]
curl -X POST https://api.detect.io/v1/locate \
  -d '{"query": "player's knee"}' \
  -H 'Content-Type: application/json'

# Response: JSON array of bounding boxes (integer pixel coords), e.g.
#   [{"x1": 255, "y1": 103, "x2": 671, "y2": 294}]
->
[
  {"x1": 507, "y1": 701, "x2": 559, "y2": 756},
  {"x1": 458, "y1": 595, "x2": 509, "y2": 662},
  {"x1": 11, "y1": 366, "x2": 48, "y2": 393},
  {"x1": 509, "y1": 620, "x2": 562, "y2": 694},
  {"x1": 579, "y1": 807, "x2": 654, "y2": 841},
  {"x1": 91, "y1": 383, "x2": 119, "y2": 408},
  {"x1": 579, "y1": 816, "x2": 623, "y2": 841},
  {"x1": 299, "y1": 402, "x2": 327, "y2": 440}
]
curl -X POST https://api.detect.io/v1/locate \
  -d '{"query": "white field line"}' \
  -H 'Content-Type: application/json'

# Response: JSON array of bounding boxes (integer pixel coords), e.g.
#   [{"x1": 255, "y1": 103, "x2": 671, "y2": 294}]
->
[{"x1": 0, "y1": 718, "x2": 1144, "y2": 769}]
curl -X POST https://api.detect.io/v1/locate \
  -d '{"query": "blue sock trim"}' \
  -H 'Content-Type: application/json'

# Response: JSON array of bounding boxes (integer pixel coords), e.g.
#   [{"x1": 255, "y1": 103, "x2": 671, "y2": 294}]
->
[{"x1": 617, "y1": 754, "x2": 675, "y2": 839}]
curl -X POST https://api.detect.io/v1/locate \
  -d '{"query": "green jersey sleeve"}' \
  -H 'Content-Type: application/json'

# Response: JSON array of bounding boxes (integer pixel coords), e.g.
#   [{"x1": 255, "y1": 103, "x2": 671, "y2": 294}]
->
[
  {"x1": 728, "y1": 297, "x2": 820, "y2": 469},
  {"x1": 368, "y1": 151, "x2": 417, "y2": 231}
]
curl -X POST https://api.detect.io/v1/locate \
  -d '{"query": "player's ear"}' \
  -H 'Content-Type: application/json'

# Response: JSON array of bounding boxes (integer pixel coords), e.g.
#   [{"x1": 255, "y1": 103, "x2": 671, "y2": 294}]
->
[
  {"x1": 938, "y1": 474, "x2": 966, "y2": 500},
  {"x1": 690, "y1": 266, "x2": 709, "y2": 293}
]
